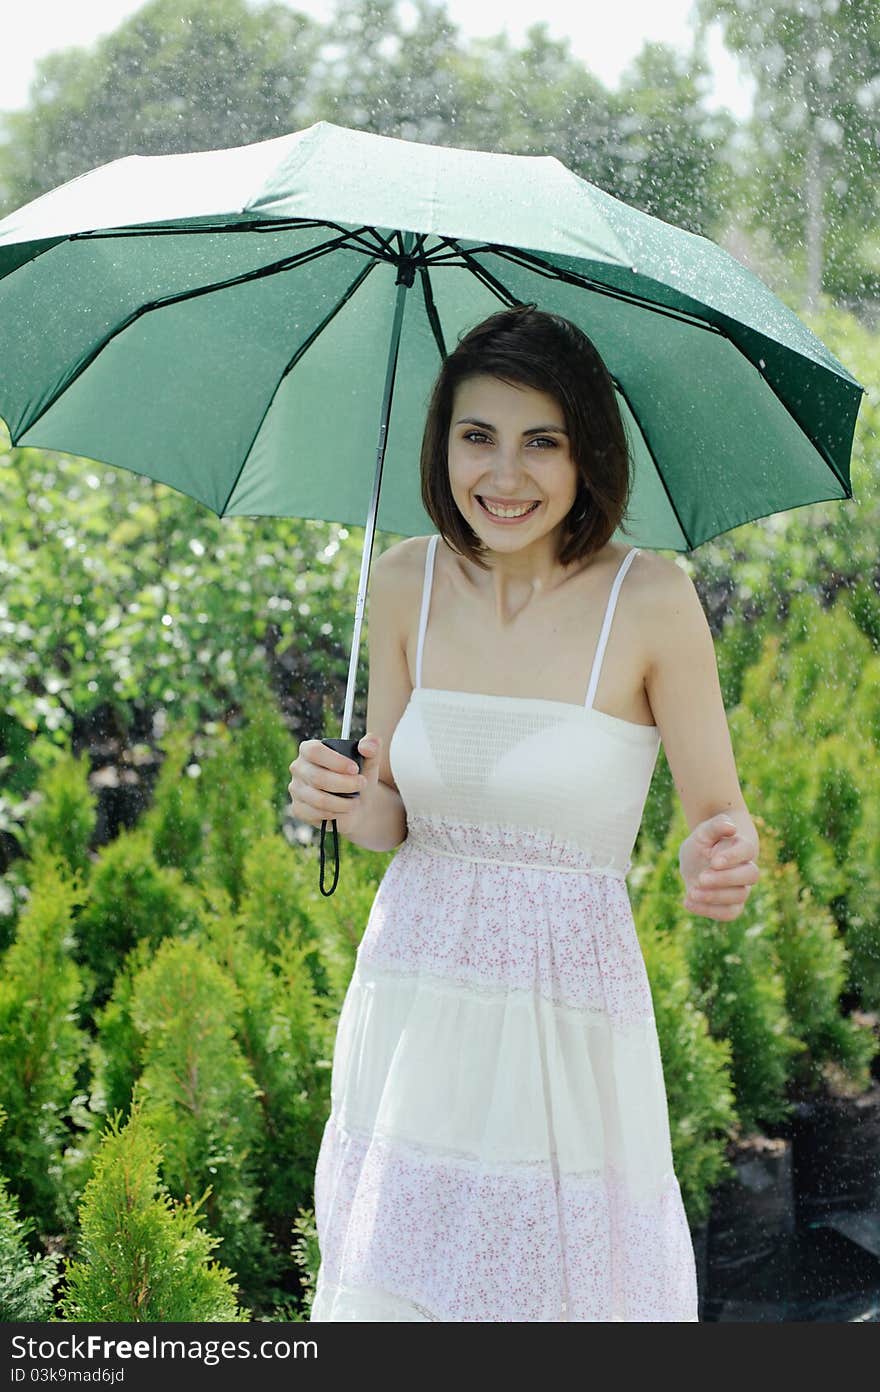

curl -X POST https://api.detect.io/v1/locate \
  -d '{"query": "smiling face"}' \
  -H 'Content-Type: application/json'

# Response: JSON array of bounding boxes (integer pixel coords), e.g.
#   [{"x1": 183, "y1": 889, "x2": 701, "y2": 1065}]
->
[{"x1": 447, "y1": 374, "x2": 581, "y2": 555}]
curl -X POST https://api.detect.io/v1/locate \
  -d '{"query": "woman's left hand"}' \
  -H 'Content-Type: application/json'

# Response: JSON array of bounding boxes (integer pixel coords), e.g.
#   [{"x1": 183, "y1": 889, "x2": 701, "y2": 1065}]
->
[{"x1": 679, "y1": 812, "x2": 760, "y2": 921}]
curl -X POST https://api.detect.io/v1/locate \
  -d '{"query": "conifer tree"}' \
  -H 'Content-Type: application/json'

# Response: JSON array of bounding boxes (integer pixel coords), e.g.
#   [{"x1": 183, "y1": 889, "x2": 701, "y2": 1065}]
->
[
  {"x1": 0, "y1": 851, "x2": 87, "y2": 1230},
  {"x1": 129, "y1": 936, "x2": 281, "y2": 1302},
  {"x1": 0, "y1": 1106, "x2": 60, "y2": 1321},
  {"x1": 59, "y1": 1101, "x2": 245, "y2": 1321}
]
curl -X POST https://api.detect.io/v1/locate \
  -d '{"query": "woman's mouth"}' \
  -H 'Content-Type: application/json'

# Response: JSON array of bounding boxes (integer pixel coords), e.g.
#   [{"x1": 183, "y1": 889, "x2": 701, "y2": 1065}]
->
[{"x1": 476, "y1": 496, "x2": 541, "y2": 523}]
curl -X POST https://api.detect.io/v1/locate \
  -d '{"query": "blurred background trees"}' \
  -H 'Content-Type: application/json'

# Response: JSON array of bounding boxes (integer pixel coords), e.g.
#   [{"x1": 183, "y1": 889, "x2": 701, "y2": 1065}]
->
[{"x1": 6, "y1": 0, "x2": 877, "y2": 317}]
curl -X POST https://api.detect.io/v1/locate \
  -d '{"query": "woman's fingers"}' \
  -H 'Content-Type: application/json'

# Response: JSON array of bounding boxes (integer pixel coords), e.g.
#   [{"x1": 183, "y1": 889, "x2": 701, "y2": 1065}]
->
[
  {"x1": 697, "y1": 859, "x2": 760, "y2": 890},
  {"x1": 686, "y1": 900, "x2": 747, "y2": 920},
  {"x1": 685, "y1": 878, "x2": 755, "y2": 918},
  {"x1": 688, "y1": 885, "x2": 751, "y2": 906}
]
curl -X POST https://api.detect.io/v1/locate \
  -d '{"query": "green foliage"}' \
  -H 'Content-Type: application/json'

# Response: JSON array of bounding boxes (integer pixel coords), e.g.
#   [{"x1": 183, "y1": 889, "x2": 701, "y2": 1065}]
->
[
  {"x1": 730, "y1": 633, "x2": 854, "y2": 902},
  {"x1": 0, "y1": 440, "x2": 365, "y2": 754},
  {"x1": 139, "y1": 721, "x2": 204, "y2": 880},
  {"x1": 685, "y1": 892, "x2": 802, "y2": 1135},
  {"x1": 761, "y1": 839, "x2": 876, "y2": 1093},
  {"x1": 90, "y1": 938, "x2": 156, "y2": 1125},
  {"x1": 0, "y1": 0, "x2": 322, "y2": 212},
  {"x1": 812, "y1": 736, "x2": 863, "y2": 868},
  {"x1": 234, "y1": 671, "x2": 300, "y2": 825},
  {"x1": 0, "y1": 1170, "x2": 59, "y2": 1320},
  {"x1": 696, "y1": 0, "x2": 880, "y2": 303},
  {"x1": 128, "y1": 936, "x2": 282, "y2": 1307},
  {"x1": 635, "y1": 806, "x2": 799, "y2": 1136},
  {"x1": 72, "y1": 825, "x2": 204, "y2": 1011},
  {"x1": 0, "y1": 1103, "x2": 60, "y2": 1320},
  {"x1": 610, "y1": 40, "x2": 734, "y2": 237},
  {"x1": 834, "y1": 772, "x2": 880, "y2": 1009},
  {"x1": 199, "y1": 901, "x2": 332, "y2": 1244},
  {"x1": 198, "y1": 734, "x2": 276, "y2": 909},
  {"x1": 0, "y1": 852, "x2": 88, "y2": 1232},
  {"x1": 633, "y1": 900, "x2": 737, "y2": 1228},
  {"x1": 58, "y1": 1100, "x2": 246, "y2": 1322},
  {"x1": 237, "y1": 833, "x2": 328, "y2": 991},
  {"x1": 288, "y1": 1206, "x2": 321, "y2": 1321},
  {"x1": 18, "y1": 737, "x2": 97, "y2": 881}
]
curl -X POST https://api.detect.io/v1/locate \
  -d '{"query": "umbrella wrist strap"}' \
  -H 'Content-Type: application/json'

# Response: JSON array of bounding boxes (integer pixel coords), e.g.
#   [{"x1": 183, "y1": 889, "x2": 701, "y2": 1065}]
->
[{"x1": 319, "y1": 817, "x2": 340, "y2": 896}]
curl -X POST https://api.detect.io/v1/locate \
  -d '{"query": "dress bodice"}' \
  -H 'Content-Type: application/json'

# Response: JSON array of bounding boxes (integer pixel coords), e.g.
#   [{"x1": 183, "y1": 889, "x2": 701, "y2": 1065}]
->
[{"x1": 389, "y1": 536, "x2": 661, "y2": 879}]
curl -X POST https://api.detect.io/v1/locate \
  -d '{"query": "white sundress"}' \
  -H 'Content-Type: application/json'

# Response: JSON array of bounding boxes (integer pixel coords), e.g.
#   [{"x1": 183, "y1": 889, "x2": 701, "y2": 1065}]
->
[{"x1": 310, "y1": 534, "x2": 699, "y2": 1322}]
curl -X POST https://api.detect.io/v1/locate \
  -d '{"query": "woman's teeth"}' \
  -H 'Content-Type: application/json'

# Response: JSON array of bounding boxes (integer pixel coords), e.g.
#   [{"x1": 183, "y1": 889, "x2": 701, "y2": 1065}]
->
[{"x1": 477, "y1": 497, "x2": 540, "y2": 519}]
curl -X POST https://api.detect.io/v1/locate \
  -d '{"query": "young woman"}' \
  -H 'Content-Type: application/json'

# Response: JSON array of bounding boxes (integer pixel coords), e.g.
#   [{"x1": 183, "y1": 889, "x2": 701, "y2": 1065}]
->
[{"x1": 289, "y1": 304, "x2": 760, "y2": 1322}]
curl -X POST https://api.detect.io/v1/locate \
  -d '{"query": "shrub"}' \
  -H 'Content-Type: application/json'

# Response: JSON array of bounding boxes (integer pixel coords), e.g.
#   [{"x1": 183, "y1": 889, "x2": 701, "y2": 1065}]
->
[
  {"x1": 288, "y1": 1207, "x2": 320, "y2": 1321},
  {"x1": 72, "y1": 825, "x2": 204, "y2": 1011},
  {"x1": 761, "y1": 830, "x2": 878, "y2": 1091},
  {"x1": 0, "y1": 1105, "x2": 60, "y2": 1321},
  {"x1": 89, "y1": 938, "x2": 156, "y2": 1124},
  {"x1": 0, "y1": 851, "x2": 88, "y2": 1232},
  {"x1": 633, "y1": 900, "x2": 737, "y2": 1229},
  {"x1": 18, "y1": 738, "x2": 97, "y2": 882},
  {"x1": 139, "y1": 722, "x2": 204, "y2": 881},
  {"x1": 198, "y1": 729, "x2": 275, "y2": 909},
  {"x1": 233, "y1": 672, "x2": 299, "y2": 822},
  {"x1": 58, "y1": 1101, "x2": 246, "y2": 1322},
  {"x1": 237, "y1": 832, "x2": 326, "y2": 987},
  {"x1": 128, "y1": 936, "x2": 282, "y2": 1307},
  {"x1": 199, "y1": 902, "x2": 332, "y2": 1279},
  {"x1": 636, "y1": 805, "x2": 801, "y2": 1135},
  {"x1": 842, "y1": 787, "x2": 880, "y2": 1009}
]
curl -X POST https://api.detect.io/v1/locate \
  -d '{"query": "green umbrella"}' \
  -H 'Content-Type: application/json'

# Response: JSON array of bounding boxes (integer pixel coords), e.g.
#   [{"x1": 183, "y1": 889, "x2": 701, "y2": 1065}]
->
[{"x1": 0, "y1": 120, "x2": 865, "y2": 891}]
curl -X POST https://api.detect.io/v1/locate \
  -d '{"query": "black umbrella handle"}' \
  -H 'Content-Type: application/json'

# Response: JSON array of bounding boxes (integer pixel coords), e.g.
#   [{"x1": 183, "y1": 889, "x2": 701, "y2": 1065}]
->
[{"x1": 318, "y1": 736, "x2": 365, "y2": 896}]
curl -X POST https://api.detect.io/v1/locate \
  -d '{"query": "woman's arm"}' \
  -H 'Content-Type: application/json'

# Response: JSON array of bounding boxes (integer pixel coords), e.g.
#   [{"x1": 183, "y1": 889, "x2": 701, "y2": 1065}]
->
[
  {"x1": 339, "y1": 542, "x2": 411, "y2": 854},
  {"x1": 342, "y1": 775, "x2": 408, "y2": 854},
  {"x1": 643, "y1": 558, "x2": 760, "y2": 920}
]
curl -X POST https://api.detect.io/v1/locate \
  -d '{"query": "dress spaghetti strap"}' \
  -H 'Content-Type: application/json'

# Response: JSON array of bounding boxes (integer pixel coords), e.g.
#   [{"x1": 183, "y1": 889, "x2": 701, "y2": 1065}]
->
[
  {"x1": 415, "y1": 533, "x2": 439, "y2": 690},
  {"x1": 583, "y1": 547, "x2": 641, "y2": 710},
  {"x1": 416, "y1": 535, "x2": 641, "y2": 709}
]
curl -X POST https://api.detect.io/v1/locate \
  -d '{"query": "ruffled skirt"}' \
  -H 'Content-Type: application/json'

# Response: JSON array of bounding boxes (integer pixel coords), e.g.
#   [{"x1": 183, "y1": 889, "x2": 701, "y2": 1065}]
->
[{"x1": 310, "y1": 830, "x2": 699, "y2": 1322}]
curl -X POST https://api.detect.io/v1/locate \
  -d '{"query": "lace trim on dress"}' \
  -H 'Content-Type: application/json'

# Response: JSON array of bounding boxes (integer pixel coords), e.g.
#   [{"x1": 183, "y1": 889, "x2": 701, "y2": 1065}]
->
[
  {"x1": 407, "y1": 838, "x2": 630, "y2": 879},
  {"x1": 353, "y1": 961, "x2": 657, "y2": 1027},
  {"x1": 403, "y1": 812, "x2": 634, "y2": 879},
  {"x1": 327, "y1": 1111, "x2": 677, "y2": 1189}
]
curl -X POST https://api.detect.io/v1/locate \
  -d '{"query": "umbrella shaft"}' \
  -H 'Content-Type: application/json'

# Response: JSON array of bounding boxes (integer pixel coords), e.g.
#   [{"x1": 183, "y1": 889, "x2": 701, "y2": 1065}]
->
[{"x1": 340, "y1": 235, "x2": 415, "y2": 740}]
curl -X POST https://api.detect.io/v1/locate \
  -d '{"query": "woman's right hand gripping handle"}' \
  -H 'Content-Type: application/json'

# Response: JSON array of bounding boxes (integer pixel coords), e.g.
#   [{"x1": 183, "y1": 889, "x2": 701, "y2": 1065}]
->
[{"x1": 288, "y1": 733, "x2": 383, "y2": 839}]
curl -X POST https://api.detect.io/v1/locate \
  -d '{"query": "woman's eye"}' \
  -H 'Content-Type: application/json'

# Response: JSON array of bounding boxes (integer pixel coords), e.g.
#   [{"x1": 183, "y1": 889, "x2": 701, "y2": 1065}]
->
[{"x1": 463, "y1": 431, "x2": 556, "y2": 447}]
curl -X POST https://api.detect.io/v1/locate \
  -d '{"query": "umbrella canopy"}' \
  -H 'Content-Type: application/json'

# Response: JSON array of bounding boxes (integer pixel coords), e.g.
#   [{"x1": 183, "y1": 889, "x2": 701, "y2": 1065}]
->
[
  {"x1": 0, "y1": 119, "x2": 863, "y2": 553},
  {"x1": 0, "y1": 120, "x2": 865, "y2": 892}
]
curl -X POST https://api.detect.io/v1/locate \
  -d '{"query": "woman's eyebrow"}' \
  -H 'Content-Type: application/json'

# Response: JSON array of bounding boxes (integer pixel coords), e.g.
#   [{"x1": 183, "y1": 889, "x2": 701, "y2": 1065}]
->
[{"x1": 454, "y1": 418, "x2": 569, "y2": 435}]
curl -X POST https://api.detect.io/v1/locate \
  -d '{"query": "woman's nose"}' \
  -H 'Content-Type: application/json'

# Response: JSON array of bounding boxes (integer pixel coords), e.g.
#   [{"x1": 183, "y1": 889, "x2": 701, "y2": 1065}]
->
[{"x1": 489, "y1": 451, "x2": 529, "y2": 484}]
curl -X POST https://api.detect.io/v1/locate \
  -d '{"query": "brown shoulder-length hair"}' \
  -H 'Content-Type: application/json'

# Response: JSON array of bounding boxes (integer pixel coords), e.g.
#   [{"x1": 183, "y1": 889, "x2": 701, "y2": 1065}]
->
[{"x1": 419, "y1": 303, "x2": 634, "y2": 571}]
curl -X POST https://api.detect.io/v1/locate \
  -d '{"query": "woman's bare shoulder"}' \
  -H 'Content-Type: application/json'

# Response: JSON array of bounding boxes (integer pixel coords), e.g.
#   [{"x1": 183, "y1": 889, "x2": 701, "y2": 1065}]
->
[
  {"x1": 370, "y1": 536, "x2": 430, "y2": 626},
  {"x1": 372, "y1": 535, "x2": 428, "y2": 585},
  {"x1": 628, "y1": 544, "x2": 681, "y2": 586},
  {"x1": 633, "y1": 549, "x2": 712, "y2": 665}
]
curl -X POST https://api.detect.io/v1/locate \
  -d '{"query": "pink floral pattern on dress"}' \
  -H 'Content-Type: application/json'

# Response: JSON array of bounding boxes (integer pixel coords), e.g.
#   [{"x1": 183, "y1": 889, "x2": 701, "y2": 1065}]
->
[
  {"x1": 312, "y1": 1116, "x2": 699, "y2": 1322},
  {"x1": 357, "y1": 822, "x2": 655, "y2": 1028}
]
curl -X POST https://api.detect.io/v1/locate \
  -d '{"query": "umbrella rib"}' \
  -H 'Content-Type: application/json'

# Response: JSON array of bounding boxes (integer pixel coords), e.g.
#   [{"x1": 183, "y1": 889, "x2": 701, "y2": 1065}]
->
[
  {"x1": 418, "y1": 266, "x2": 447, "y2": 360},
  {"x1": 16, "y1": 227, "x2": 380, "y2": 441},
  {"x1": 434, "y1": 241, "x2": 524, "y2": 307},
  {"x1": 220, "y1": 256, "x2": 380, "y2": 515},
  {"x1": 71, "y1": 219, "x2": 332, "y2": 238},
  {"x1": 611, "y1": 375, "x2": 693, "y2": 551},
  {"x1": 486, "y1": 245, "x2": 729, "y2": 335}
]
